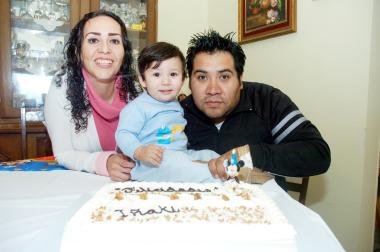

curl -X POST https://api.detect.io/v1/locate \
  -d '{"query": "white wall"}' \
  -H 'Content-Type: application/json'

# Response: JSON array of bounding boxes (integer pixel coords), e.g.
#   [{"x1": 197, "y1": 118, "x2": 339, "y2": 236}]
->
[
  {"x1": 361, "y1": 0, "x2": 380, "y2": 249},
  {"x1": 158, "y1": 1, "x2": 380, "y2": 251},
  {"x1": 157, "y1": 0, "x2": 209, "y2": 95}
]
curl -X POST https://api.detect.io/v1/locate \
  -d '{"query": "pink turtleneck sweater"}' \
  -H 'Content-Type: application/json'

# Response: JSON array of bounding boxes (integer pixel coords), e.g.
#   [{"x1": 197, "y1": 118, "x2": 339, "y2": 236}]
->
[{"x1": 82, "y1": 69, "x2": 127, "y2": 176}]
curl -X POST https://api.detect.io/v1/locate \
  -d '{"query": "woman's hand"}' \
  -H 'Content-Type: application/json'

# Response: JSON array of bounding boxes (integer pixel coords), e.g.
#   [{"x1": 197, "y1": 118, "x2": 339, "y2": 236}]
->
[
  {"x1": 107, "y1": 154, "x2": 135, "y2": 182},
  {"x1": 134, "y1": 144, "x2": 164, "y2": 167}
]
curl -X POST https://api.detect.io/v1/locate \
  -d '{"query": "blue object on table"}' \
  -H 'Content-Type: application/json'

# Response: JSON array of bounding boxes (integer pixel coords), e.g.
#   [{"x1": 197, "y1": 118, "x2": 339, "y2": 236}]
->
[{"x1": 0, "y1": 159, "x2": 68, "y2": 171}]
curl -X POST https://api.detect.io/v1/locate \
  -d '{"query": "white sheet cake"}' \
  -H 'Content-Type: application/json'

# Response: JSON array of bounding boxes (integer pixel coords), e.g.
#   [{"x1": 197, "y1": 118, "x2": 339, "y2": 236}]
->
[{"x1": 61, "y1": 181, "x2": 297, "y2": 252}]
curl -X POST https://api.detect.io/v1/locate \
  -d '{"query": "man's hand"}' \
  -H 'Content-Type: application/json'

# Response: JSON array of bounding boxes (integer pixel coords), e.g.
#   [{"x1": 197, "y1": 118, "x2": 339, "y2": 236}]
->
[
  {"x1": 134, "y1": 144, "x2": 164, "y2": 167},
  {"x1": 208, "y1": 146, "x2": 249, "y2": 180},
  {"x1": 208, "y1": 158, "x2": 226, "y2": 180},
  {"x1": 208, "y1": 150, "x2": 234, "y2": 180},
  {"x1": 107, "y1": 154, "x2": 135, "y2": 182}
]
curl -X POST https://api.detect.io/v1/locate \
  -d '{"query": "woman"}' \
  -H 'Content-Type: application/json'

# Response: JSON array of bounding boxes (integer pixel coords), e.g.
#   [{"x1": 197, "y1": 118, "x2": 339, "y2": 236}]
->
[{"x1": 44, "y1": 10, "x2": 140, "y2": 181}]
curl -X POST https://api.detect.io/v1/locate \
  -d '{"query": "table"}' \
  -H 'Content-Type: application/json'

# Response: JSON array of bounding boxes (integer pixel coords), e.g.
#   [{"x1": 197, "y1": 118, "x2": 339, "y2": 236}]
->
[{"x1": 0, "y1": 170, "x2": 345, "y2": 252}]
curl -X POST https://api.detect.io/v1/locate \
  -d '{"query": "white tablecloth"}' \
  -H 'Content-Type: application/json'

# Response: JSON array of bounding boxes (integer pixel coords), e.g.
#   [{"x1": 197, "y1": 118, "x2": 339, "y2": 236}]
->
[{"x1": 0, "y1": 171, "x2": 345, "y2": 252}]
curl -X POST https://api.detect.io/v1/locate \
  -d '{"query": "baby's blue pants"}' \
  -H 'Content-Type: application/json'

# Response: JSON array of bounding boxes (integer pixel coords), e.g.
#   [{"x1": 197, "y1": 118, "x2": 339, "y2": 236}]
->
[{"x1": 131, "y1": 149, "x2": 220, "y2": 183}]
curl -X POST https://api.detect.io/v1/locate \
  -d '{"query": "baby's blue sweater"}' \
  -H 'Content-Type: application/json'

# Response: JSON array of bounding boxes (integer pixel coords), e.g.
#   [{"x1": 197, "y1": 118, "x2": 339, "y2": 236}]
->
[{"x1": 116, "y1": 92, "x2": 188, "y2": 159}]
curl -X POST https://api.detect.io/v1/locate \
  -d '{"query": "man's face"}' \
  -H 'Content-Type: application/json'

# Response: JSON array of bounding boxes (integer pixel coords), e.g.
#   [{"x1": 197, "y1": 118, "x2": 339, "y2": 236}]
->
[{"x1": 190, "y1": 52, "x2": 243, "y2": 123}]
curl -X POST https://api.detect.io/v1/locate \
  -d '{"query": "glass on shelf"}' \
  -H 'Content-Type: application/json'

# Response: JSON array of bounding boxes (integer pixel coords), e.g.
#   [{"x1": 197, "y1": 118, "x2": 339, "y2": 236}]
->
[
  {"x1": 138, "y1": 2, "x2": 147, "y2": 29},
  {"x1": 14, "y1": 40, "x2": 30, "y2": 70},
  {"x1": 19, "y1": 0, "x2": 33, "y2": 20},
  {"x1": 9, "y1": 0, "x2": 71, "y2": 121},
  {"x1": 33, "y1": 0, "x2": 48, "y2": 20},
  {"x1": 11, "y1": 0, "x2": 70, "y2": 32},
  {"x1": 56, "y1": 0, "x2": 69, "y2": 22},
  {"x1": 100, "y1": 0, "x2": 148, "y2": 31}
]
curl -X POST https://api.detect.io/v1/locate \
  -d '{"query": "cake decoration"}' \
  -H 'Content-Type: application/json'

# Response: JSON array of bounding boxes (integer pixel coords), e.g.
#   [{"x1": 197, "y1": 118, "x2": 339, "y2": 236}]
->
[
  {"x1": 61, "y1": 181, "x2": 296, "y2": 252},
  {"x1": 68, "y1": 181, "x2": 290, "y2": 225},
  {"x1": 224, "y1": 149, "x2": 246, "y2": 179}
]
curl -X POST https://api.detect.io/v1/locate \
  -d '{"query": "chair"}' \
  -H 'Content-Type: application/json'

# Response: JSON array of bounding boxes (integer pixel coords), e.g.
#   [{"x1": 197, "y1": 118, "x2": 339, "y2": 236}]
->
[
  {"x1": 375, "y1": 160, "x2": 380, "y2": 230},
  {"x1": 0, "y1": 152, "x2": 11, "y2": 162},
  {"x1": 20, "y1": 104, "x2": 49, "y2": 159},
  {"x1": 286, "y1": 177, "x2": 309, "y2": 205},
  {"x1": 20, "y1": 106, "x2": 27, "y2": 159}
]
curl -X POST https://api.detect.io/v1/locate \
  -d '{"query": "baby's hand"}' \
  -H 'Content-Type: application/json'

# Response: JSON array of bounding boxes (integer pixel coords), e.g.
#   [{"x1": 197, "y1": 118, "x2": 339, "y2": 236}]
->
[{"x1": 134, "y1": 145, "x2": 164, "y2": 167}]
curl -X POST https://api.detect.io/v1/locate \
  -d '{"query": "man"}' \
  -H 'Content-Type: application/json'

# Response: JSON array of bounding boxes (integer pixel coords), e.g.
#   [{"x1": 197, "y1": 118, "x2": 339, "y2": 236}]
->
[{"x1": 181, "y1": 30, "x2": 330, "y2": 189}]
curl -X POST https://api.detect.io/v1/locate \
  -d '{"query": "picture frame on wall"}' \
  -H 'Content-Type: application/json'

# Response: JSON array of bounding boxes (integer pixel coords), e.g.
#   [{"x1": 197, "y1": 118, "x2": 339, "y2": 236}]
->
[{"x1": 238, "y1": 0, "x2": 297, "y2": 44}]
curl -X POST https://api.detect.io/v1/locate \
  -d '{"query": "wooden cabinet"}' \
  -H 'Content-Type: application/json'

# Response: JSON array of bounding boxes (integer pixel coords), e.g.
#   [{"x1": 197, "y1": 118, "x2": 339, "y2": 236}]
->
[
  {"x1": 0, "y1": 0, "x2": 157, "y2": 161},
  {"x1": 0, "y1": 120, "x2": 52, "y2": 161}
]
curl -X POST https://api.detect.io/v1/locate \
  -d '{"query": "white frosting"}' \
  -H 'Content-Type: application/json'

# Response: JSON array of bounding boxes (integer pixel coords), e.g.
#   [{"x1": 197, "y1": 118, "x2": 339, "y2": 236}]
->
[{"x1": 61, "y1": 181, "x2": 297, "y2": 252}]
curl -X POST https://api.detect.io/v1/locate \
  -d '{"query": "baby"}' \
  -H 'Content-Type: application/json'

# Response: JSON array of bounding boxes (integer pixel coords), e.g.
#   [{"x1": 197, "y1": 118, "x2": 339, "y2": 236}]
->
[{"x1": 116, "y1": 42, "x2": 219, "y2": 183}]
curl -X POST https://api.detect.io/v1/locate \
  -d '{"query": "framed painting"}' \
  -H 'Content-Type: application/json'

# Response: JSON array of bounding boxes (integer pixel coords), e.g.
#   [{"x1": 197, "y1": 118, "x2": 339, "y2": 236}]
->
[{"x1": 238, "y1": 0, "x2": 297, "y2": 44}]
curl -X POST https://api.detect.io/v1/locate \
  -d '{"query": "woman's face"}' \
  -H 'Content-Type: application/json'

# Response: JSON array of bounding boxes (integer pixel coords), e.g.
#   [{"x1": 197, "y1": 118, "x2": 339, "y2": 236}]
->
[{"x1": 81, "y1": 15, "x2": 124, "y2": 85}]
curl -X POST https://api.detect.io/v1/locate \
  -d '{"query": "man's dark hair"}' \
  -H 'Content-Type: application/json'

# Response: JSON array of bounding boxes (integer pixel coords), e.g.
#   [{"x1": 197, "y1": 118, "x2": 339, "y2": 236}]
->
[
  {"x1": 138, "y1": 42, "x2": 186, "y2": 80},
  {"x1": 186, "y1": 29, "x2": 246, "y2": 80}
]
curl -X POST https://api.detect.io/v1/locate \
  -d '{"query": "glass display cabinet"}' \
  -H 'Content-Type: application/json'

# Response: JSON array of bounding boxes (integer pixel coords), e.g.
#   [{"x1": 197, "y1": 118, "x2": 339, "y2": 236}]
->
[
  {"x1": 10, "y1": 0, "x2": 70, "y2": 117},
  {"x1": 0, "y1": 0, "x2": 157, "y2": 160}
]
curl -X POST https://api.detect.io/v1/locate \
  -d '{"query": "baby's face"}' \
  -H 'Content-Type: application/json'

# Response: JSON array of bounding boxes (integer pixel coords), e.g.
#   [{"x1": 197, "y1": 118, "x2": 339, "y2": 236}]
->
[{"x1": 140, "y1": 57, "x2": 184, "y2": 102}]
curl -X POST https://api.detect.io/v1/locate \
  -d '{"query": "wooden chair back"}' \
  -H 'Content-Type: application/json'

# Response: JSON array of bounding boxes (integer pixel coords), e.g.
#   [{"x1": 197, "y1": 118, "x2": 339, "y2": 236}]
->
[
  {"x1": 286, "y1": 177, "x2": 309, "y2": 205},
  {"x1": 20, "y1": 106, "x2": 27, "y2": 159},
  {"x1": 20, "y1": 105, "x2": 47, "y2": 159}
]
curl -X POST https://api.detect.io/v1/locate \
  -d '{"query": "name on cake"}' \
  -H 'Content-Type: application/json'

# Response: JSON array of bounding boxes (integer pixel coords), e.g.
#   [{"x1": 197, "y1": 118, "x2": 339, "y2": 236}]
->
[{"x1": 115, "y1": 205, "x2": 180, "y2": 217}]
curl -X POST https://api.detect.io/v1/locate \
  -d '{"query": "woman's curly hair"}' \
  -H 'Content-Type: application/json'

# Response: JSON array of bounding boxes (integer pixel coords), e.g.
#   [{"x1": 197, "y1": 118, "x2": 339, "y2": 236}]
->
[{"x1": 54, "y1": 10, "x2": 140, "y2": 132}]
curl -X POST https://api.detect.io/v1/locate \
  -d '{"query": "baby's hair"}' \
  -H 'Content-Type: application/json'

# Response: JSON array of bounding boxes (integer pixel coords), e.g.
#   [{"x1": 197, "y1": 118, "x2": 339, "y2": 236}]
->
[{"x1": 138, "y1": 42, "x2": 187, "y2": 80}]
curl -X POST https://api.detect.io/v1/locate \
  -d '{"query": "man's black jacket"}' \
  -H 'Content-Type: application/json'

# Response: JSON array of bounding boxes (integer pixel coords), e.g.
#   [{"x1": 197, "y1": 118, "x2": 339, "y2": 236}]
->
[{"x1": 181, "y1": 82, "x2": 331, "y2": 188}]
